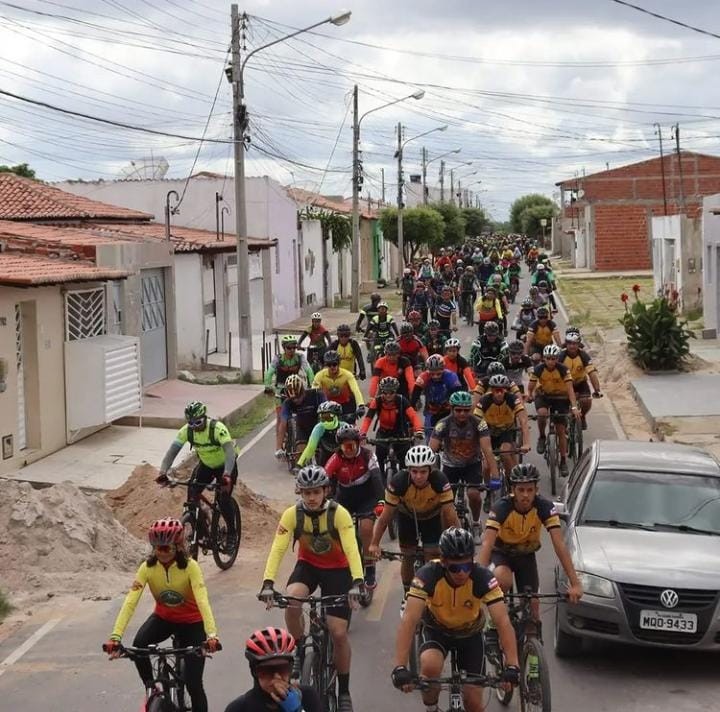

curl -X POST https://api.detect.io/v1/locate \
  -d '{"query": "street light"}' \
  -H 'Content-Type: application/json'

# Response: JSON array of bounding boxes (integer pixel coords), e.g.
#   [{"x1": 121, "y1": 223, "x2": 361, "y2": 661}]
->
[
  {"x1": 422, "y1": 148, "x2": 461, "y2": 204},
  {"x1": 350, "y1": 86, "x2": 425, "y2": 311},
  {"x1": 229, "y1": 6, "x2": 351, "y2": 376},
  {"x1": 396, "y1": 124, "x2": 447, "y2": 265}
]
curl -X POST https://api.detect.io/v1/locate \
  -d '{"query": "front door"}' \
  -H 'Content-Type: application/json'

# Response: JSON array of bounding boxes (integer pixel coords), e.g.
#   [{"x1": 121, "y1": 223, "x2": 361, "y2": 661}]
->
[{"x1": 140, "y1": 269, "x2": 168, "y2": 385}]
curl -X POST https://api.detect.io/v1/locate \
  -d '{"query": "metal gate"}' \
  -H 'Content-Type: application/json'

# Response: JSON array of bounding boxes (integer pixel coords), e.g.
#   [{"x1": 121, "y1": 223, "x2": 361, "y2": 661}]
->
[
  {"x1": 15, "y1": 304, "x2": 27, "y2": 451},
  {"x1": 202, "y1": 257, "x2": 217, "y2": 355},
  {"x1": 140, "y1": 269, "x2": 168, "y2": 385}
]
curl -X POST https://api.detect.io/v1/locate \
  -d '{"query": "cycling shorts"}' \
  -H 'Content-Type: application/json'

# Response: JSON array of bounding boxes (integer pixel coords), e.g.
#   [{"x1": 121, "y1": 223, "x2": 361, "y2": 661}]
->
[
  {"x1": 573, "y1": 380, "x2": 591, "y2": 398},
  {"x1": 419, "y1": 626, "x2": 485, "y2": 674},
  {"x1": 397, "y1": 511, "x2": 442, "y2": 548},
  {"x1": 335, "y1": 480, "x2": 377, "y2": 519},
  {"x1": 534, "y1": 395, "x2": 569, "y2": 422},
  {"x1": 490, "y1": 430, "x2": 517, "y2": 449},
  {"x1": 287, "y1": 561, "x2": 351, "y2": 621},
  {"x1": 490, "y1": 551, "x2": 539, "y2": 593},
  {"x1": 443, "y1": 463, "x2": 483, "y2": 486}
]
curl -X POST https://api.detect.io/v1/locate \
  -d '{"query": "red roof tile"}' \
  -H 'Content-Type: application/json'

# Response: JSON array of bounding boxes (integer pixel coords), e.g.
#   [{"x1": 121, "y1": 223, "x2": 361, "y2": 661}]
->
[
  {"x1": 286, "y1": 187, "x2": 378, "y2": 219},
  {"x1": 0, "y1": 173, "x2": 153, "y2": 221},
  {"x1": 0, "y1": 251, "x2": 131, "y2": 286}
]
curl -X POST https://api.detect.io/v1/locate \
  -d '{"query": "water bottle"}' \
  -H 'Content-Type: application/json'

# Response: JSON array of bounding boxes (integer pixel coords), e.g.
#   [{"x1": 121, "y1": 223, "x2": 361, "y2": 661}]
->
[{"x1": 527, "y1": 653, "x2": 539, "y2": 679}]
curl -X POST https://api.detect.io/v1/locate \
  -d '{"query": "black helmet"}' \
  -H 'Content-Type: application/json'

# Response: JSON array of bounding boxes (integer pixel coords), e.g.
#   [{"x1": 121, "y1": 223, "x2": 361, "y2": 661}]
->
[
  {"x1": 428, "y1": 319, "x2": 440, "y2": 329},
  {"x1": 384, "y1": 340, "x2": 400, "y2": 355},
  {"x1": 370, "y1": 292, "x2": 381, "y2": 302},
  {"x1": 337, "y1": 323, "x2": 351, "y2": 336},
  {"x1": 509, "y1": 340, "x2": 524, "y2": 354},
  {"x1": 536, "y1": 306, "x2": 549, "y2": 318},
  {"x1": 379, "y1": 376, "x2": 399, "y2": 393},
  {"x1": 184, "y1": 400, "x2": 207, "y2": 422},
  {"x1": 323, "y1": 350, "x2": 340, "y2": 366},
  {"x1": 484, "y1": 321, "x2": 500, "y2": 337},
  {"x1": 509, "y1": 463, "x2": 540, "y2": 485},
  {"x1": 400, "y1": 322, "x2": 414, "y2": 336},
  {"x1": 439, "y1": 527, "x2": 475, "y2": 559},
  {"x1": 336, "y1": 424, "x2": 361, "y2": 443},
  {"x1": 486, "y1": 361, "x2": 506, "y2": 376}
]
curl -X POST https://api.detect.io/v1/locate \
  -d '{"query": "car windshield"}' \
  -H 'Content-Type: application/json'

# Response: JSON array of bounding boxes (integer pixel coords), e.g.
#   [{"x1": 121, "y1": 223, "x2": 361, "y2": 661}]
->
[{"x1": 580, "y1": 469, "x2": 720, "y2": 535}]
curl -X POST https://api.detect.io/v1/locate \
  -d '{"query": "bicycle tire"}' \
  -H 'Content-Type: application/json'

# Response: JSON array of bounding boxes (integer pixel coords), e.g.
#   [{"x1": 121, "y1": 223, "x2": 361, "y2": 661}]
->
[
  {"x1": 520, "y1": 637, "x2": 552, "y2": 712},
  {"x1": 300, "y1": 645, "x2": 315, "y2": 687},
  {"x1": 146, "y1": 693, "x2": 176, "y2": 712},
  {"x1": 180, "y1": 511, "x2": 199, "y2": 561},
  {"x1": 320, "y1": 634, "x2": 338, "y2": 712},
  {"x1": 285, "y1": 418, "x2": 297, "y2": 472},
  {"x1": 385, "y1": 462, "x2": 398, "y2": 540},
  {"x1": 408, "y1": 624, "x2": 421, "y2": 675},
  {"x1": 174, "y1": 655, "x2": 188, "y2": 712},
  {"x1": 211, "y1": 497, "x2": 241, "y2": 570},
  {"x1": 491, "y1": 653, "x2": 514, "y2": 707},
  {"x1": 546, "y1": 433, "x2": 558, "y2": 496},
  {"x1": 574, "y1": 419, "x2": 583, "y2": 461}
]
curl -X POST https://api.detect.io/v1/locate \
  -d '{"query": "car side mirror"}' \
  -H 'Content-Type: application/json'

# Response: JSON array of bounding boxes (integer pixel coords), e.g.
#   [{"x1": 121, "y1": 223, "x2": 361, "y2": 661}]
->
[{"x1": 553, "y1": 501, "x2": 569, "y2": 523}]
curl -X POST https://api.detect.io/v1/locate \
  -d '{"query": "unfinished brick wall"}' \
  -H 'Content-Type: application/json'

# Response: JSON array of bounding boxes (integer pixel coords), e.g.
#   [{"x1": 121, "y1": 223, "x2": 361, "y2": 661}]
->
[{"x1": 593, "y1": 204, "x2": 650, "y2": 270}]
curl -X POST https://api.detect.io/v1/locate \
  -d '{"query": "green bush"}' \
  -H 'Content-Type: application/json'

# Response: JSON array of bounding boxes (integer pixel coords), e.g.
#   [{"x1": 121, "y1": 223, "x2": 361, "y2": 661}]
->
[
  {"x1": 619, "y1": 285, "x2": 694, "y2": 370},
  {"x1": 0, "y1": 589, "x2": 12, "y2": 621}
]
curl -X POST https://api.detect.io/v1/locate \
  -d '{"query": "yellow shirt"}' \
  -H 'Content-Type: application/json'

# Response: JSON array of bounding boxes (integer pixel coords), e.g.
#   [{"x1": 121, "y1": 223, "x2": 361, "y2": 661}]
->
[
  {"x1": 336, "y1": 342, "x2": 356, "y2": 373},
  {"x1": 312, "y1": 367, "x2": 364, "y2": 407},
  {"x1": 560, "y1": 349, "x2": 596, "y2": 384},
  {"x1": 529, "y1": 362, "x2": 572, "y2": 397}
]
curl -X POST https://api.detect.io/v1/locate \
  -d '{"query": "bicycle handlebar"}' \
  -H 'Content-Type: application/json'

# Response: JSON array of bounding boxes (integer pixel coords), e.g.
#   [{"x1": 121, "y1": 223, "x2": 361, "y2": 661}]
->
[
  {"x1": 379, "y1": 548, "x2": 425, "y2": 562},
  {"x1": 505, "y1": 591, "x2": 568, "y2": 601},
  {"x1": 450, "y1": 482, "x2": 488, "y2": 492},
  {"x1": 367, "y1": 437, "x2": 414, "y2": 445},
  {"x1": 265, "y1": 592, "x2": 350, "y2": 608},
  {"x1": 411, "y1": 673, "x2": 503, "y2": 689},
  {"x1": 103, "y1": 643, "x2": 218, "y2": 658},
  {"x1": 166, "y1": 477, "x2": 220, "y2": 491}
]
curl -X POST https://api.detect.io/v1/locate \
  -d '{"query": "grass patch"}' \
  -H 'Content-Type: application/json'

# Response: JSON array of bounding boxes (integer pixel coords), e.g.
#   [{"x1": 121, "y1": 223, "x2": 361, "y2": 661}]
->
[
  {"x1": 227, "y1": 393, "x2": 276, "y2": 440},
  {"x1": 0, "y1": 589, "x2": 12, "y2": 622}
]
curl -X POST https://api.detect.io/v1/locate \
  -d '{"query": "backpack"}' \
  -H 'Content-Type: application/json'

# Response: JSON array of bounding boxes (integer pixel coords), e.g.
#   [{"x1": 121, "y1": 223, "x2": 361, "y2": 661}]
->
[
  {"x1": 187, "y1": 419, "x2": 220, "y2": 448},
  {"x1": 293, "y1": 500, "x2": 339, "y2": 547}
]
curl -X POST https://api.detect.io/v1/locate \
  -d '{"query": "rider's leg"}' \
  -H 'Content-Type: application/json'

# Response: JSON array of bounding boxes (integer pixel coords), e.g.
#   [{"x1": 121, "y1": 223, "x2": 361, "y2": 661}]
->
[
  {"x1": 418, "y1": 646, "x2": 445, "y2": 708},
  {"x1": 458, "y1": 634, "x2": 489, "y2": 712},
  {"x1": 515, "y1": 553, "x2": 542, "y2": 632},
  {"x1": 132, "y1": 614, "x2": 174, "y2": 689},
  {"x1": 327, "y1": 615, "x2": 351, "y2": 676},
  {"x1": 358, "y1": 516, "x2": 376, "y2": 585},
  {"x1": 500, "y1": 440, "x2": 516, "y2": 475},
  {"x1": 556, "y1": 421, "x2": 568, "y2": 459},
  {"x1": 276, "y1": 412, "x2": 288, "y2": 453},
  {"x1": 284, "y1": 564, "x2": 313, "y2": 640},
  {"x1": 536, "y1": 407, "x2": 548, "y2": 439},
  {"x1": 175, "y1": 621, "x2": 209, "y2": 712}
]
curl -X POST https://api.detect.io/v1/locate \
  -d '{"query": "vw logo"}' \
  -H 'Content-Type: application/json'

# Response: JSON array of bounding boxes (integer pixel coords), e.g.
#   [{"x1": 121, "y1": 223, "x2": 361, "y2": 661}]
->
[{"x1": 660, "y1": 589, "x2": 679, "y2": 609}]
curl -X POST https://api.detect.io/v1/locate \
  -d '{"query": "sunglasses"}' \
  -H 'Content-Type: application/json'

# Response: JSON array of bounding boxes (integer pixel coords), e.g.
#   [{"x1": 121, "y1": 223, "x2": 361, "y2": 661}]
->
[
  {"x1": 154, "y1": 544, "x2": 176, "y2": 554},
  {"x1": 446, "y1": 562, "x2": 473, "y2": 574},
  {"x1": 319, "y1": 413, "x2": 336, "y2": 421},
  {"x1": 188, "y1": 418, "x2": 205, "y2": 428},
  {"x1": 285, "y1": 345, "x2": 297, "y2": 350},
  {"x1": 453, "y1": 407, "x2": 471, "y2": 413}
]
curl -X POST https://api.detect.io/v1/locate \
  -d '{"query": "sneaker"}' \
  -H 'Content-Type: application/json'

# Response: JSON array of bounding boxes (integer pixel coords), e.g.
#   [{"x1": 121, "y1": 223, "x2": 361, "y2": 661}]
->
[
  {"x1": 483, "y1": 493, "x2": 492, "y2": 514},
  {"x1": 559, "y1": 459, "x2": 569, "y2": 477},
  {"x1": 275, "y1": 449, "x2": 285, "y2": 459},
  {"x1": 338, "y1": 693, "x2": 354, "y2": 712},
  {"x1": 536, "y1": 436, "x2": 546, "y2": 455},
  {"x1": 364, "y1": 567, "x2": 377, "y2": 590},
  {"x1": 472, "y1": 521, "x2": 482, "y2": 546},
  {"x1": 581, "y1": 414, "x2": 588, "y2": 431}
]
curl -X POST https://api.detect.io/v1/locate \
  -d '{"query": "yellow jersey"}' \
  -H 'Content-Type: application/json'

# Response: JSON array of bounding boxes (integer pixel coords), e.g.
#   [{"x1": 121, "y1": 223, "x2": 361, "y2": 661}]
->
[
  {"x1": 560, "y1": 349, "x2": 596, "y2": 384},
  {"x1": 529, "y1": 362, "x2": 572, "y2": 397},
  {"x1": 486, "y1": 495, "x2": 561, "y2": 555},
  {"x1": 312, "y1": 367, "x2": 364, "y2": 407}
]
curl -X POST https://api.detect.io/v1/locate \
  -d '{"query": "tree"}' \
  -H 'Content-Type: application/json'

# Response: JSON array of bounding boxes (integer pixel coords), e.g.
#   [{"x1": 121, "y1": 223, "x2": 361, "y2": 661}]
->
[
  {"x1": 520, "y1": 204, "x2": 556, "y2": 238},
  {"x1": 299, "y1": 207, "x2": 351, "y2": 252},
  {"x1": 380, "y1": 206, "x2": 444, "y2": 263},
  {"x1": 509, "y1": 194, "x2": 557, "y2": 234},
  {"x1": 461, "y1": 207, "x2": 486, "y2": 236},
  {"x1": 0, "y1": 163, "x2": 36, "y2": 179},
  {"x1": 427, "y1": 201, "x2": 465, "y2": 250}
]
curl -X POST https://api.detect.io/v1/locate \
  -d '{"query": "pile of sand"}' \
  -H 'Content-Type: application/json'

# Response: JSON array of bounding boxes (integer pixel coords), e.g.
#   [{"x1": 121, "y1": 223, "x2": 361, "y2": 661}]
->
[{"x1": 0, "y1": 481, "x2": 144, "y2": 604}]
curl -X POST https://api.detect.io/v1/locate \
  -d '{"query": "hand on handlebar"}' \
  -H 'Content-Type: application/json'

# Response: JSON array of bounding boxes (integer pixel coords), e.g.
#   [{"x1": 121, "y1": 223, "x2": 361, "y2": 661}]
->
[
  {"x1": 205, "y1": 637, "x2": 222, "y2": 654},
  {"x1": 592, "y1": 391, "x2": 603, "y2": 399},
  {"x1": 566, "y1": 580, "x2": 584, "y2": 604},
  {"x1": 103, "y1": 638, "x2": 122, "y2": 659},
  {"x1": 348, "y1": 579, "x2": 364, "y2": 610},
  {"x1": 391, "y1": 665, "x2": 414, "y2": 692},
  {"x1": 367, "y1": 542, "x2": 381, "y2": 559},
  {"x1": 502, "y1": 665, "x2": 520, "y2": 686},
  {"x1": 258, "y1": 581, "x2": 276, "y2": 610},
  {"x1": 155, "y1": 472, "x2": 169, "y2": 486}
]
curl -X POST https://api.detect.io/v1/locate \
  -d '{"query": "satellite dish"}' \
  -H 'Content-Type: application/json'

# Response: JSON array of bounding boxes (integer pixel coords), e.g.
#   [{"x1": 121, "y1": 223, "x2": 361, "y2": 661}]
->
[{"x1": 118, "y1": 156, "x2": 169, "y2": 180}]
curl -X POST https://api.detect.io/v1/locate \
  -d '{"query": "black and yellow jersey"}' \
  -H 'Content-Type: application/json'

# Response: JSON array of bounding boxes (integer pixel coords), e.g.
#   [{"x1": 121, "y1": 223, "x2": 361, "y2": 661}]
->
[
  {"x1": 472, "y1": 377, "x2": 521, "y2": 398},
  {"x1": 385, "y1": 469, "x2": 453, "y2": 520},
  {"x1": 560, "y1": 349, "x2": 596, "y2": 384},
  {"x1": 409, "y1": 561, "x2": 504, "y2": 636},
  {"x1": 485, "y1": 495, "x2": 561, "y2": 555},
  {"x1": 529, "y1": 362, "x2": 572, "y2": 397},
  {"x1": 475, "y1": 392, "x2": 525, "y2": 432},
  {"x1": 528, "y1": 319, "x2": 557, "y2": 346}
]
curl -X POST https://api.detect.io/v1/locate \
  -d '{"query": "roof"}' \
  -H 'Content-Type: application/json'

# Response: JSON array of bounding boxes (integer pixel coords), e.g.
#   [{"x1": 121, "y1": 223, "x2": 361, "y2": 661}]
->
[
  {"x1": 0, "y1": 250, "x2": 131, "y2": 287},
  {"x1": 0, "y1": 173, "x2": 153, "y2": 221},
  {"x1": 286, "y1": 187, "x2": 378, "y2": 219},
  {"x1": 594, "y1": 440, "x2": 720, "y2": 476}
]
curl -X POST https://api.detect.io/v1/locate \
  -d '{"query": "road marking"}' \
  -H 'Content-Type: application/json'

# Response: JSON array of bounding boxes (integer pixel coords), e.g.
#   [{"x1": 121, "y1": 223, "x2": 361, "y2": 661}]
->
[
  {"x1": 0, "y1": 617, "x2": 62, "y2": 677},
  {"x1": 366, "y1": 561, "x2": 398, "y2": 622},
  {"x1": 236, "y1": 419, "x2": 275, "y2": 461}
]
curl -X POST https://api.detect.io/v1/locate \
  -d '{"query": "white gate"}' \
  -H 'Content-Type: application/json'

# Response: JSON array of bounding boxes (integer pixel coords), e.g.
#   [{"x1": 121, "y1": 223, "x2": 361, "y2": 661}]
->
[
  {"x1": 141, "y1": 269, "x2": 168, "y2": 385},
  {"x1": 15, "y1": 304, "x2": 27, "y2": 451}
]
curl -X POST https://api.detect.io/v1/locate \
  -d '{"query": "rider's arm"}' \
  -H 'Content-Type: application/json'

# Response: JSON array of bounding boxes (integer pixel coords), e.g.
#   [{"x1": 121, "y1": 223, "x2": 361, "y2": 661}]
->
[
  {"x1": 488, "y1": 598, "x2": 520, "y2": 668},
  {"x1": 405, "y1": 404, "x2": 423, "y2": 433},
  {"x1": 262, "y1": 507, "x2": 296, "y2": 583},
  {"x1": 548, "y1": 527, "x2": 582, "y2": 590},
  {"x1": 311, "y1": 369, "x2": 323, "y2": 390},
  {"x1": 296, "y1": 422, "x2": 325, "y2": 467},
  {"x1": 263, "y1": 355, "x2": 279, "y2": 388},
  {"x1": 462, "y1": 365, "x2": 477, "y2": 391},
  {"x1": 359, "y1": 400, "x2": 377, "y2": 435},
  {"x1": 159, "y1": 426, "x2": 188, "y2": 473},
  {"x1": 371, "y1": 498, "x2": 396, "y2": 546},
  {"x1": 298, "y1": 354, "x2": 314, "y2": 385},
  {"x1": 222, "y1": 442, "x2": 236, "y2": 473},
  {"x1": 351, "y1": 340, "x2": 366, "y2": 379},
  {"x1": 187, "y1": 559, "x2": 218, "y2": 638},
  {"x1": 553, "y1": 329, "x2": 562, "y2": 346},
  {"x1": 524, "y1": 330, "x2": 536, "y2": 356},
  {"x1": 346, "y1": 371, "x2": 365, "y2": 407},
  {"x1": 390, "y1": 320, "x2": 400, "y2": 337},
  {"x1": 323, "y1": 329, "x2": 332, "y2": 348},
  {"x1": 477, "y1": 526, "x2": 498, "y2": 567},
  {"x1": 335, "y1": 507, "x2": 365, "y2": 580},
  {"x1": 110, "y1": 563, "x2": 149, "y2": 639},
  {"x1": 516, "y1": 406, "x2": 531, "y2": 450},
  {"x1": 368, "y1": 459, "x2": 385, "y2": 503},
  {"x1": 440, "y1": 500, "x2": 460, "y2": 529},
  {"x1": 402, "y1": 364, "x2": 415, "y2": 396},
  {"x1": 409, "y1": 379, "x2": 424, "y2": 408},
  {"x1": 297, "y1": 330, "x2": 309, "y2": 348},
  {"x1": 394, "y1": 594, "x2": 425, "y2": 668}
]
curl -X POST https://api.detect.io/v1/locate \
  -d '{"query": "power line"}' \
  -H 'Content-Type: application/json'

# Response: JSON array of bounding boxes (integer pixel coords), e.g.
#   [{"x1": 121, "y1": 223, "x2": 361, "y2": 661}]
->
[{"x1": 609, "y1": 0, "x2": 720, "y2": 41}]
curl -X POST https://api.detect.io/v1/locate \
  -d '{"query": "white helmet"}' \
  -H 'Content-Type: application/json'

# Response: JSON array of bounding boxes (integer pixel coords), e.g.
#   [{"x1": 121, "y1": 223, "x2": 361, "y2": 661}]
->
[
  {"x1": 311, "y1": 312, "x2": 322, "y2": 320},
  {"x1": 444, "y1": 337, "x2": 461, "y2": 349},
  {"x1": 537, "y1": 263, "x2": 546, "y2": 271},
  {"x1": 543, "y1": 344, "x2": 561, "y2": 358},
  {"x1": 405, "y1": 445, "x2": 436, "y2": 468}
]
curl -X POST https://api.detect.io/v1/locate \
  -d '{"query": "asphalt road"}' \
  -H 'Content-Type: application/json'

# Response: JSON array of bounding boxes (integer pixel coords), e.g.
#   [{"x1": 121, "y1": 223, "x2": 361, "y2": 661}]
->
[{"x1": 0, "y1": 271, "x2": 717, "y2": 711}]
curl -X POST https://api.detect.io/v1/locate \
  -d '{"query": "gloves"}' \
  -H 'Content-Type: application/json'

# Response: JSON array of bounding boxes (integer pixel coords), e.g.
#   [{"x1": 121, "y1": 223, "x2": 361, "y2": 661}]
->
[
  {"x1": 356, "y1": 404, "x2": 367, "y2": 419},
  {"x1": 502, "y1": 665, "x2": 520, "y2": 685},
  {"x1": 592, "y1": 391, "x2": 603, "y2": 399},
  {"x1": 413, "y1": 431, "x2": 425, "y2": 442},
  {"x1": 391, "y1": 665, "x2": 413, "y2": 689},
  {"x1": 374, "y1": 501, "x2": 385, "y2": 518},
  {"x1": 103, "y1": 638, "x2": 121, "y2": 655},
  {"x1": 221, "y1": 474, "x2": 233, "y2": 493},
  {"x1": 278, "y1": 687, "x2": 303, "y2": 712},
  {"x1": 205, "y1": 637, "x2": 221, "y2": 653},
  {"x1": 258, "y1": 581, "x2": 275, "y2": 607},
  {"x1": 489, "y1": 478, "x2": 503, "y2": 491},
  {"x1": 155, "y1": 472, "x2": 169, "y2": 485},
  {"x1": 348, "y1": 579, "x2": 364, "y2": 607}
]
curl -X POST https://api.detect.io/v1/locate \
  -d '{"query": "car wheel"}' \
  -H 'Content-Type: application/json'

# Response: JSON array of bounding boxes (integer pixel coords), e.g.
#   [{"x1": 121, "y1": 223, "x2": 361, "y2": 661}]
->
[{"x1": 554, "y1": 602, "x2": 583, "y2": 658}]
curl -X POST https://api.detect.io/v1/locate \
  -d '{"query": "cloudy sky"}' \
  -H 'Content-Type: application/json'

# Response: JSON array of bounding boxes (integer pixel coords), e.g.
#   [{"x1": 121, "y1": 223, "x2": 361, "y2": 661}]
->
[{"x1": 2, "y1": 0, "x2": 720, "y2": 219}]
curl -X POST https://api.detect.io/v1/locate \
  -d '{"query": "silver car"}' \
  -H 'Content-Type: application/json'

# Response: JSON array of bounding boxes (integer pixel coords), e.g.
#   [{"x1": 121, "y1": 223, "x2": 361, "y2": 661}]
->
[{"x1": 553, "y1": 439, "x2": 720, "y2": 656}]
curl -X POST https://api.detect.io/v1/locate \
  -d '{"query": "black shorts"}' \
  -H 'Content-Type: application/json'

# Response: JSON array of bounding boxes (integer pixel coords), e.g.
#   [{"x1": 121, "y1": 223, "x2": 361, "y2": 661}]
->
[
  {"x1": 490, "y1": 430, "x2": 517, "y2": 450},
  {"x1": 397, "y1": 511, "x2": 442, "y2": 547},
  {"x1": 335, "y1": 480, "x2": 377, "y2": 519},
  {"x1": 420, "y1": 626, "x2": 485, "y2": 675},
  {"x1": 443, "y1": 463, "x2": 483, "y2": 485},
  {"x1": 490, "y1": 550, "x2": 539, "y2": 593},
  {"x1": 287, "y1": 560, "x2": 352, "y2": 620},
  {"x1": 573, "y1": 380, "x2": 591, "y2": 398},
  {"x1": 534, "y1": 395, "x2": 569, "y2": 422}
]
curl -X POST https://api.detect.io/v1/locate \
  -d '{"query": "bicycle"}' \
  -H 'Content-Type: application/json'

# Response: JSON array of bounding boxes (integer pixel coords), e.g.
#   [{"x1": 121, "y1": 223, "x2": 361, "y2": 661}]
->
[
  {"x1": 102, "y1": 640, "x2": 218, "y2": 712},
  {"x1": 450, "y1": 481, "x2": 488, "y2": 533},
  {"x1": 282, "y1": 411, "x2": 307, "y2": 473},
  {"x1": 298, "y1": 344, "x2": 325, "y2": 374},
  {"x1": 528, "y1": 413, "x2": 569, "y2": 497},
  {"x1": 488, "y1": 590, "x2": 564, "y2": 712},
  {"x1": 460, "y1": 292, "x2": 476, "y2": 327},
  {"x1": 268, "y1": 593, "x2": 348, "y2": 712},
  {"x1": 167, "y1": 477, "x2": 241, "y2": 570}
]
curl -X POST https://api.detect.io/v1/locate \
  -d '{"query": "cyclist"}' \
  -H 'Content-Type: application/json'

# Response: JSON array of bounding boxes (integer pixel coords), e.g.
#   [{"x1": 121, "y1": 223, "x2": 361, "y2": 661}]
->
[
  {"x1": 400, "y1": 269, "x2": 416, "y2": 313},
  {"x1": 478, "y1": 464, "x2": 583, "y2": 644},
  {"x1": 475, "y1": 374, "x2": 530, "y2": 477},
  {"x1": 225, "y1": 627, "x2": 321, "y2": 712},
  {"x1": 526, "y1": 344, "x2": 581, "y2": 477},
  {"x1": 369, "y1": 340, "x2": 415, "y2": 400},
  {"x1": 411, "y1": 354, "x2": 462, "y2": 441},
  {"x1": 355, "y1": 292, "x2": 382, "y2": 333},
  {"x1": 105, "y1": 519, "x2": 220, "y2": 712},
  {"x1": 428, "y1": 391, "x2": 499, "y2": 536},
  {"x1": 369, "y1": 445, "x2": 459, "y2": 602},
  {"x1": 524, "y1": 306, "x2": 561, "y2": 362},
  {"x1": 473, "y1": 285, "x2": 503, "y2": 336},
  {"x1": 329, "y1": 324, "x2": 366, "y2": 381},
  {"x1": 423, "y1": 319, "x2": 446, "y2": 356},
  {"x1": 296, "y1": 401, "x2": 344, "y2": 468},
  {"x1": 433, "y1": 284, "x2": 458, "y2": 337},
  {"x1": 259, "y1": 466, "x2": 363, "y2": 712},
  {"x1": 391, "y1": 528, "x2": 519, "y2": 712},
  {"x1": 276, "y1": 376, "x2": 326, "y2": 459},
  {"x1": 507, "y1": 258, "x2": 521, "y2": 298},
  {"x1": 511, "y1": 298, "x2": 536, "y2": 341},
  {"x1": 530, "y1": 263, "x2": 558, "y2": 311},
  {"x1": 458, "y1": 265, "x2": 479, "y2": 321},
  {"x1": 365, "y1": 301, "x2": 399, "y2": 358},
  {"x1": 312, "y1": 350, "x2": 365, "y2": 424},
  {"x1": 503, "y1": 341, "x2": 533, "y2": 394},
  {"x1": 397, "y1": 321, "x2": 429, "y2": 371},
  {"x1": 407, "y1": 282, "x2": 432, "y2": 323},
  {"x1": 298, "y1": 313, "x2": 332, "y2": 368},
  {"x1": 469, "y1": 321, "x2": 508, "y2": 378},
  {"x1": 157, "y1": 401, "x2": 238, "y2": 545},
  {"x1": 528, "y1": 284, "x2": 548, "y2": 311},
  {"x1": 359, "y1": 376, "x2": 424, "y2": 481},
  {"x1": 477, "y1": 256, "x2": 494, "y2": 287},
  {"x1": 325, "y1": 425, "x2": 384, "y2": 589},
  {"x1": 560, "y1": 331, "x2": 602, "y2": 430},
  {"x1": 442, "y1": 337, "x2": 476, "y2": 391}
]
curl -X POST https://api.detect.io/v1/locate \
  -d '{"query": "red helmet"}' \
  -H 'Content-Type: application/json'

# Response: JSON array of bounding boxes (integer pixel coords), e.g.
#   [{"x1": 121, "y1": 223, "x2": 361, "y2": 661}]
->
[
  {"x1": 148, "y1": 518, "x2": 184, "y2": 546},
  {"x1": 245, "y1": 627, "x2": 296, "y2": 666}
]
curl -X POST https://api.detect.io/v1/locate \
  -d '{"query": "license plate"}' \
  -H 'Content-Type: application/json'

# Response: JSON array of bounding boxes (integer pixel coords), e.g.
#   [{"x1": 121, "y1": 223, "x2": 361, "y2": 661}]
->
[{"x1": 639, "y1": 610, "x2": 697, "y2": 633}]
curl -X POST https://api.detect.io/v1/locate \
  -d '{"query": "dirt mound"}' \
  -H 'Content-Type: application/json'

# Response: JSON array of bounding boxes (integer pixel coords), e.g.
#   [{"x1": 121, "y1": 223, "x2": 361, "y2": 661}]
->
[
  {"x1": 105, "y1": 464, "x2": 280, "y2": 548},
  {"x1": 0, "y1": 481, "x2": 144, "y2": 604}
]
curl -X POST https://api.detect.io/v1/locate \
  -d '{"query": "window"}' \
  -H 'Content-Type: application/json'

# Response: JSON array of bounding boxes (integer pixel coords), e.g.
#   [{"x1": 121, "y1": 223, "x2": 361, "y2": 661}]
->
[
  {"x1": 65, "y1": 287, "x2": 106, "y2": 341},
  {"x1": 566, "y1": 449, "x2": 592, "y2": 513}
]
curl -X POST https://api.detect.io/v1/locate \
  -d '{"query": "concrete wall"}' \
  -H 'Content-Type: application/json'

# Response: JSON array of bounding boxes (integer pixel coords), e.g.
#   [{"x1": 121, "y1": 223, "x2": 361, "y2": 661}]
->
[
  {"x1": 0, "y1": 286, "x2": 67, "y2": 475},
  {"x1": 173, "y1": 254, "x2": 204, "y2": 367},
  {"x1": 300, "y1": 220, "x2": 324, "y2": 310}
]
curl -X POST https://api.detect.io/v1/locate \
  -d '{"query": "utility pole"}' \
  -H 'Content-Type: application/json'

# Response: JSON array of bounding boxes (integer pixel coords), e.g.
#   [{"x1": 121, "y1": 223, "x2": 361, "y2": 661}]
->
[
  {"x1": 654, "y1": 123, "x2": 668, "y2": 215},
  {"x1": 440, "y1": 160, "x2": 445, "y2": 203},
  {"x1": 397, "y1": 122, "x2": 404, "y2": 267},
  {"x1": 422, "y1": 146, "x2": 428, "y2": 205},
  {"x1": 450, "y1": 169, "x2": 455, "y2": 206},
  {"x1": 381, "y1": 168, "x2": 385, "y2": 204},
  {"x1": 350, "y1": 84, "x2": 361, "y2": 312},
  {"x1": 457, "y1": 180, "x2": 462, "y2": 207},
  {"x1": 215, "y1": 191, "x2": 222, "y2": 241},
  {"x1": 230, "y1": 5, "x2": 252, "y2": 376},
  {"x1": 672, "y1": 123, "x2": 686, "y2": 211}
]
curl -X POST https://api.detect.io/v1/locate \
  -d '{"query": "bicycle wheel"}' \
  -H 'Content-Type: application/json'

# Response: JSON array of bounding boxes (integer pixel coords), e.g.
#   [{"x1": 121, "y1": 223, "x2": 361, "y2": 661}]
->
[
  {"x1": 546, "y1": 433, "x2": 558, "y2": 496},
  {"x1": 574, "y1": 418, "x2": 583, "y2": 461},
  {"x1": 173, "y1": 655, "x2": 188, "y2": 712},
  {"x1": 146, "y1": 693, "x2": 176, "y2": 712},
  {"x1": 385, "y1": 462, "x2": 398, "y2": 541},
  {"x1": 300, "y1": 644, "x2": 315, "y2": 687},
  {"x1": 285, "y1": 418, "x2": 297, "y2": 472},
  {"x1": 490, "y1": 652, "x2": 514, "y2": 707},
  {"x1": 319, "y1": 634, "x2": 338, "y2": 712},
  {"x1": 180, "y1": 511, "x2": 199, "y2": 561},
  {"x1": 520, "y1": 637, "x2": 552, "y2": 712},
  {"x1": 211, "y1": 497, "x2": 241, "y2": 570},
  {"x1": 408, "y1": 624, "x2": 421, "y2": 675}
]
